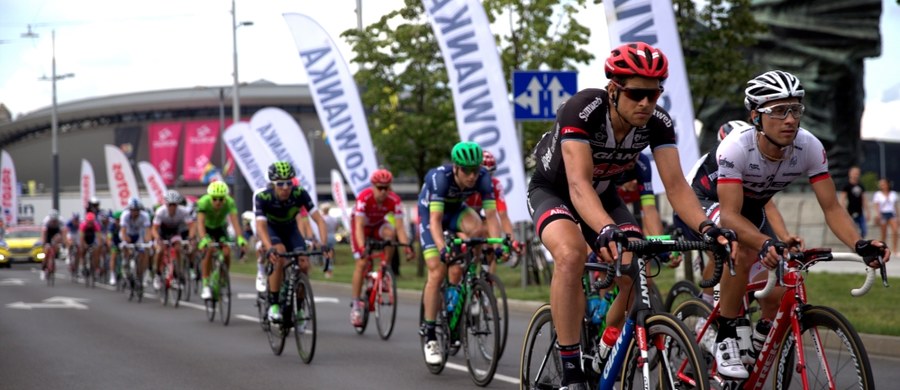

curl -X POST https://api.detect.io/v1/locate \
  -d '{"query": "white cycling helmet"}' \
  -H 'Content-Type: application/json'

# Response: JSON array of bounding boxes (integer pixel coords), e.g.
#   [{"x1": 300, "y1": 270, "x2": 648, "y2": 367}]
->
[
  {"x1": 744, "y1": 70, "x2": 804, "y2": 110},
  {"x1": 717, "y1": 120, "x2": 751, "y2": 142},
  {"x1": 163, "y1": 190, "x2": 183, "y2": 205}
]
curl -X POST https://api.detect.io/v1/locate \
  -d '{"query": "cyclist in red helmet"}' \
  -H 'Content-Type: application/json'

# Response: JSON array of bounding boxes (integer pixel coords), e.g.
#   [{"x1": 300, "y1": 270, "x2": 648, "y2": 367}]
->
[
  {"x1": 528, "y1": 42, "x2": 736, "y2": 388},
  {"x1": 465, "y1": 150, "x2": 522, "y2": 271},
  {"x1": 348, "y1": 168, "x2": 414, "y2": 327}
]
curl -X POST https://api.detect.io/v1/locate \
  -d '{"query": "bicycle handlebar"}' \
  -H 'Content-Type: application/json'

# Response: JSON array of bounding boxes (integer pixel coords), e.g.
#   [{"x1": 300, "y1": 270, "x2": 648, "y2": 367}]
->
[
  {"x1": 594, "y1": 238, "x2": 717, "y2": 290},
  {"x1": 119, "y1": 242, "x2": 153, "y2": 250},
  {"x1": 365, "y1": 239, "x2": 412, "y2": 252},
  {"x1": 277, "y1": 249, "x2": 324, "y2": 259},
  {"x1": 754, "y1": 250, "x2": 887, "y2": 299}
]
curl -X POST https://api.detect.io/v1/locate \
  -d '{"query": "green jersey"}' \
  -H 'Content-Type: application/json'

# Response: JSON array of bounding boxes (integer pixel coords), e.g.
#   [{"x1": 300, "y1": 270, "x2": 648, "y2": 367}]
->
[{"x1": 196, "y1": 194, "x2": 237, "y2": 228}]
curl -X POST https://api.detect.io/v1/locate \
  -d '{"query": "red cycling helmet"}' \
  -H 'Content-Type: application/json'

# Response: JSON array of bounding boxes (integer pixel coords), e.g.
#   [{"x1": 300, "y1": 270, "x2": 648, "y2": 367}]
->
[
  {"x1": 370, "y1": 169, "x2": 393, "y2": 186},
  {"x1": 605, "y1": 42, "x2": 668, "y2": 80},
  {"x1": 482, "y1": 150, "x2": 497, "y2": 172},
  {"x1": 85, "y1": 211, "x2": 96, "y2": 222}
]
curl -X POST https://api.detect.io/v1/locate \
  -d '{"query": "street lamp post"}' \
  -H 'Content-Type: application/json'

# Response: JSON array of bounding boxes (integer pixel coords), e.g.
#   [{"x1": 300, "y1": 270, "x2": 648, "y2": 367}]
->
[
  {"x1": 38, "y1": 30, "x2": 74, "y2": 211},
  {"x1": 231, "y1": 0, "x2": 252, "y2": 210}
]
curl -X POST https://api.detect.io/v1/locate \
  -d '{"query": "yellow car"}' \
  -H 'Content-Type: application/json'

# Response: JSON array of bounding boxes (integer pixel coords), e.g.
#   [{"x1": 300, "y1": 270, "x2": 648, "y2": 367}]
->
[
  {"x1": 0, "y1": 243, "x2": 9, "y2": 268},
  {"x1": 5, "y1": 226, "x2": 46, "y2": 265}
]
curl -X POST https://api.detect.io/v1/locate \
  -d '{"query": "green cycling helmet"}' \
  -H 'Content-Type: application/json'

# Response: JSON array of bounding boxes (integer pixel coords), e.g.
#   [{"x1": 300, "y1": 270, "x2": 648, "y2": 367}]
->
[
  {"x1": 450, "y1": 141, "x2": 483, "y2": 167},
  {"x1": 267, "y1": 161, "x2": 295, "y2": 182},
  {"x1": 207, "y1": 181, "x2": 229, "y2": 197}
]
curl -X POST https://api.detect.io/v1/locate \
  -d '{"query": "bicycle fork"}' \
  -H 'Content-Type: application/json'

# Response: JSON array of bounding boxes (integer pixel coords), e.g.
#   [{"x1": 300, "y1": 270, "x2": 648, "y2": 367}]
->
[{"x1": 599, "y1": 317, "x2": 635, "y2": 390}]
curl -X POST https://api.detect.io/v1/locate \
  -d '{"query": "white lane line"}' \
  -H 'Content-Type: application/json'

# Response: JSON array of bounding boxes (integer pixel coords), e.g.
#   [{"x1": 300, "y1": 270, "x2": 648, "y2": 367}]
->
[
  {"x1": 237, "y1": 293, "x2": 257, "y2": 299},
  {"x1": 236, "y1": 314, "x2": 259, "y2": 323},
  {"x1": 179, "y1": 301, "x2": 206, "y2": 310},
  {"x1": 444, "y1": 362, "x2": 518, "y2": 385}
]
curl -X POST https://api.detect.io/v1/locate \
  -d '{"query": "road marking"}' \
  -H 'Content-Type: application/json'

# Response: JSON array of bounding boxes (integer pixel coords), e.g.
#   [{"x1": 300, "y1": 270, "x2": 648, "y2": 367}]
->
[
  {"x1": 180, "y1": 301, "x2": 206, "y2": 310},
  {"x1": 237, "y1": 293, "x2": 257, "y2": 299},
  {"x1": 0, "y1": 278, "x2": 26, "y2": 286},
  {"x1": 236, "y1": 314, "x2": 259, "y2": 322},
  {"x1": 7, "y1": 296, "x2": 89, "y2": 310},
  {"x1": 445, "y1": 362, "x2": 518, "y2": 385}
]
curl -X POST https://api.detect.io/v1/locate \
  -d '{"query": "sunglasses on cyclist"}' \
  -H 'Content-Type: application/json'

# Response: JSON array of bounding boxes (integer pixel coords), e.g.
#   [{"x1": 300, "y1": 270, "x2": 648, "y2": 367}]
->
[
  {"x1": 612, "y1": 81, "x2": 664, "y2": 102},
  {"x1": 374, "y1": 185, "x2": 390, "y2": 191},
  {"x1": 273, "y1": 180, "x2": 293, "y2": 188},
  {"x1": 211, "y1": 196, "x2": 225, "y2": 202},
  {"x1": 757, "y1": 103, "x2": 805, "y2": 120},
  {"x1": 456, "y1": 165, "x2": 480, "y2": 175}
]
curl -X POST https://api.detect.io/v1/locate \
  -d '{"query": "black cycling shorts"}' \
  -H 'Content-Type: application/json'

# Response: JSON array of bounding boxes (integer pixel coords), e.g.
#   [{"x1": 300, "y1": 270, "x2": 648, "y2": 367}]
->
[{"x1": 528, "y1": 182, "x2": 643, "y2": 244}]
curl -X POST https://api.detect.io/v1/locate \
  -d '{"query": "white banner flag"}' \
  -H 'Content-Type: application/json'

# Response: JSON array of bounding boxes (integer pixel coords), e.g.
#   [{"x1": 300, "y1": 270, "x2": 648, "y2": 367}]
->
[
  {"x1": 604, "y1": 0, "x2": 699, "y2": 182},
  {"x1": 138, "y1": 161, "x2": 169, "y2": 206},
  {"x1": 223, "y1": 122, "x2": 276, "y2": 191},
  {"x1": 250, "y1": 107, "x2": 318, "y2": 205},
  {"x1": 422, "y1": 0, "x2": 529, "y2": 223},
  {"x1": 330, "y1": 169, "x2": 352, "y2": 234},
  {"x1": 80, "y1": 159, "x2": 95, "y2": 211},
  {"x1": 0, "y1": 150, "x2": 18, "y2": 226},
  {"x1": 283, "y1": 13, "x2": 379, "y2": 196},
  {"x1": 104, "y1": 145, "x2": 141, "y2": 210}
]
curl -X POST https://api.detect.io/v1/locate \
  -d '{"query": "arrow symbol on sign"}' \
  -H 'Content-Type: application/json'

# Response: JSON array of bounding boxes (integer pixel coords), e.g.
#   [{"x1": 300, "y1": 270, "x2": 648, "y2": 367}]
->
[
  {"x1": 0, "y1": 278, "x2": 26, "y2": 286},
  {"x1": 515, "y1": 76, "x2": 543, "y2": 115},
  {"x1": 7, "y1": 296, "x2": 90, "y2": 310},
  {"x1": 546, "y1": 76, "x2": 572, "y2": 117}
]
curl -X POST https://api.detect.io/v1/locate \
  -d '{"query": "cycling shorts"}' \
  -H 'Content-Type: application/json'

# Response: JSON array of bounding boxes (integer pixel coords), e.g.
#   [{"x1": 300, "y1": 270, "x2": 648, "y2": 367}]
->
[
  {"x1": 267, "y1": 224, "x2": 306, "y2": 253},
  {"x1": 528, "y1": 183, "x2": 643, "y2": 244},
  {"x1": 351, "y1": 221, "x2": 393, "y2": 259},
  {"x1": 418, "y1": 203, "x2": 478, "y2": 259}
]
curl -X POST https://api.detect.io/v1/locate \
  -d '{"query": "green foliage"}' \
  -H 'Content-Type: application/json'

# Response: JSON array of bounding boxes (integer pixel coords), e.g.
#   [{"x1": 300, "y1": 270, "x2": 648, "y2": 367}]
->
[
  {"x1": 671, "y1": 0, "x2": 764, "y2": 116},
  {"x1": 861, "y1": 170, "x2": 879, "y2": 191}
]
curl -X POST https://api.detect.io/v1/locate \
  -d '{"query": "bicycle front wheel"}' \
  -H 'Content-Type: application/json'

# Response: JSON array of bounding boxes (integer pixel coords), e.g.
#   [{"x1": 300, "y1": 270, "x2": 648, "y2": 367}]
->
[
  {"x1": 375, "y1": 268, "x2": 398, "y2": 340},
  {"x1": 463, "y1": 279, "x2": 501, "y2": 387},
  {"x1": 619, "y1": 313, "x2": 710, "y2": 390},
  {"x1": 774, "y1": 305, "x2": 874, "y2": 389},
  {"x1": 218, "y1": 266, "x2": 231, "y2": 326},
  {"x1": 294, "y1": 273, "x2": 317, "y2": 364},
  {"x1": 519, "y1": 304, "x2": 560, "y2": 390},
  {"x1": 485, "y1": 273, "x2": 509, "y2": 359}
]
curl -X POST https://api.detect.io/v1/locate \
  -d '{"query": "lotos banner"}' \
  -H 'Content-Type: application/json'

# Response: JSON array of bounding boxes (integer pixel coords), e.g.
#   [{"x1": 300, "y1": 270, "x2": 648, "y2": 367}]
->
[
  {"x1": 0, "y1": 150, "x2": 18, "y2": 226},
  {"x1": 250, "y1": 107, "x2": 318, "y2": 206},
  {"x1": 104, "y1": 145, "x2": 140, "y2": 210},
  {"x1": 80, "y1": 159, "x2": 95, "y2": 211},
  {"x1": 330, "y1": 169, "x2": 351, "y2": 235},
  {"x1": 138, "y1": 161, "x2": 169, "y2": 206},
  {"x1": 182, "y1": 120, "x2": 220, "y2": 182},
  {"x1": 147, "y1": 122, "x2": 182, "y2": 185},
  {"x1": 223, "y1": 122, "x2": 276, "y2": 191},
  {"x1": 421, "y1": 0, "x2": 529, "y2": 222},
  {"x1": 604, "y1": 0, "x2": 699, "y2": 182},
  {"x1": 283, "y1": 13, "x2": 378, "y2": 196}
]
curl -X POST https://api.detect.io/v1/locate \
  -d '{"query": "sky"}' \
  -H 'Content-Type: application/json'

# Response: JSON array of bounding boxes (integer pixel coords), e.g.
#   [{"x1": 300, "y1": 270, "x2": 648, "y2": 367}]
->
[{"x1": 0, "y1": 0, "x2": 897, "y2": 122}]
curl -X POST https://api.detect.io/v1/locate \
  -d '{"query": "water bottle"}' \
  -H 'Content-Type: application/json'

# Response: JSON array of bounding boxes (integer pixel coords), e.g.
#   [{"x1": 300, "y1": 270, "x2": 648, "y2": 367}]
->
[
  {"x1": 750, "y1": 319, "x2": 772, "y2": 359},
  {"x1": 587, "y1": 293, "x2": 602, "y2": 324},
  {"x1": 597, "y1": 326, "x2": 621, "y2": 368},
  {"x1": 366, "y1": 271, "x2": 377, "y2": 292},
  {"x1": 735, "y1": 317, "x2": 753, "y2": 364},
  {"x1": 445, "y1": 285, "x2": 459, "y2": 314}
]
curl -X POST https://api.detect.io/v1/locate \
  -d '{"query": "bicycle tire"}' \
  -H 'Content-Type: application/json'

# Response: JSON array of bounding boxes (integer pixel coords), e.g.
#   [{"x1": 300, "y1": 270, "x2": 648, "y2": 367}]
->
[
  {"x1": 671, "y1": 298, "x2": 716, "y2": 374},
  {"x1": 355, "y1": 282, "x2": 370, "y2": 335},
  {"x1": 219, "y1": 265, "x2": 231, "y2": 326},
  {"x1": 181, "y1": 255, "x2": 192, "y2": 302},
  {"x1": 619, "y1": 313, "x2": 710, "y2": 390},
  {"x1": 463, "y1": 279, "x2": 501, "y2": 387},
  {"x1": 257, "y1": 293, "x2": 270, "y2": 332},
  {"x1": 773, "y1": 305, "x2": 875, "y2": 390},
  {"x1": 294, "y1": 273, "x2": 317, "y2": 364},
  {"x1": 375, "y1": 268, "x2": 398, "y2": 340},
  {"x1": 485, "y1": 273, "x2": 509, "y2": 359},
  {"x1": 519, "y1": 304, "x2": 560, "y2": 390},
  {"x1": 665, "y1": 279, "x2": 701, "y2": 313},
  {"x1": 419, "y1": 283, "x2": 450, "y2": 374},
  {"x1": 205, "y1": 276, "x2": 216, "y2": 322},
  {"x1": 267, "y1": 314, "x2": 287, "y2": 356}
]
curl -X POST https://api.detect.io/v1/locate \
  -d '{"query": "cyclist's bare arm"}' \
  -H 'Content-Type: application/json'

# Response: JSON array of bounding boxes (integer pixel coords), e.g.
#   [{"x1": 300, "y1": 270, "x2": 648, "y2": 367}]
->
[
  {"x1": 354, "y1": 215, "x2": 366, "y2": 250},
  {"x1": 196, "y1": 213, "x2": 208, "y2": 239},
  {"x1": 640, "y1": 203, "x2": 664, "y2": 237},
  {"x1": 764, "y1": 199, "x2": 801, "y2": 247},
  {"x1": 256, "y1": 218, "x2": 273, "y2": 251},
  {"x1": 310, "y1": 210, "x2": 329, "y2": 249},
  {"x1": 151, "y1": 223, "x2": 161, "y2": 242},
  {"x1": 813, "y1": 177, "x2": 888, "y2": 260},
  {"x1": 562, "y1": 140, "x2": 614, "y2": 234},
  {"x1": 718, "y1": 182, "x2": 769, "y2": 251},
  {"x1": 655, "y1": 147, "x2": 708, "y2": 234},
  {"x1": 228, "y1": 212, "x2": 242, "y2": 242},
  {"x1": 395, "y1": 216, "x2": 411, "y2": 245},
  {"x1": 483, "y1": 208, "x2": 501, "y2": 240}
]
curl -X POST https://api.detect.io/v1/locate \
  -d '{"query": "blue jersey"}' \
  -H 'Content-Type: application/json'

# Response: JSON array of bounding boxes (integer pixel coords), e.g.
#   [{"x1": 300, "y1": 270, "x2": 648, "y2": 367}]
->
[
  {"x1": 254, "y1": 186, "x2": 316, "y2": 228},
  {"x1": 615, "y1": 153, "x2": 654, "y2": 204},
  {"x1": 417, "y1": 164, "x2": 495, "y2": 214}
]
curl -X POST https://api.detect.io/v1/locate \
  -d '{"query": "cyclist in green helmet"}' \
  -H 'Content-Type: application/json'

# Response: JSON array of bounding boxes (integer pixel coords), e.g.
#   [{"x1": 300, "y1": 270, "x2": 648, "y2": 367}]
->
[
  {"x1": 197, "y1": 181, "x2": 247, "y2": 300},
  {"x1": 417, "y1": 141, "x2": 502, "y2": 366}
]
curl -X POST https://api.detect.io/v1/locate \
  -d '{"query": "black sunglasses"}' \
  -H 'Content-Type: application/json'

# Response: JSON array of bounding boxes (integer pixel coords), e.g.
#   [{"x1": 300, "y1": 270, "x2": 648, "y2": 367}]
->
[
  {"x1": 374, "y1": 185, "x2": 390, "y2": 191},
  {"x1": 612, "y1": 81, "x2": 663, "y2": 102},
  {"x1": 211, "y1": 196, "x2": 225, "y2": 202},
  {"x1": 456, "y1": 165, "x2": 480, "y2": 175},
  {"x1": 273, "y1": 180, "x2": 293, "y2": 188}
]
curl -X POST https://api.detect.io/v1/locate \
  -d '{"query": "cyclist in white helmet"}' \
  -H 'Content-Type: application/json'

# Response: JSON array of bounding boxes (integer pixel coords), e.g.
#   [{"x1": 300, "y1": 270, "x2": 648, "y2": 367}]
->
[{"x1": 151, "y1": 190, "x2": 195, "y2": 288}]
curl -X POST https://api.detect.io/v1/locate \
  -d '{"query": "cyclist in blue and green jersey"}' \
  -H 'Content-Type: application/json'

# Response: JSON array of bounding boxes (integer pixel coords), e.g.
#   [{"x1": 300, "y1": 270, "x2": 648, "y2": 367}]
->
[
  {"x1": 197, "y1": 181, "x2": 246, "y2": 300},
  {"x1": 418, "y1": 141, "x2": 502, "y2": 366},
  {"x1": 255, "y1": 161, "x2": 332, "y2": 321}
]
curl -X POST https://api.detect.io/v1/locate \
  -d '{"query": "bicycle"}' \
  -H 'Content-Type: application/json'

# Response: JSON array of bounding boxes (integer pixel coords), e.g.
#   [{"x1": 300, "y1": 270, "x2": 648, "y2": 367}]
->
[
  {"x1": 353, "y1": 239, "x2": 408, "y2": 340},
  {"x1": 418, "y1": 235, "x2": 510, "y2": 387},
  {"x1": 81, "y1": 244, "x2": 98, "y2": 288},
  {"x1": 158, "y1": 239, "x2": 185, "y2": 307},
  {"x1": 43, "y1": 238, "x2": 62, "y2": 286},
  {"x1": 179, "y1": 240, "x2": 195, "y2": 302},
  {"x1": 672, "y1": 248, "x2": 888, "y2": 389},
  {"x1": 519, "y1": 226, "x2": 553, "y2": 285},
  {"x1": 203, "y1": 242, "x2": 234, "y2": 326},
  {"x1": 520, "y1": 237, "x2": 720, "y2": 390},
  {"x1": 259, "y1": 248, "x2": 322, "y2": 364},
  {"x1": 120, "y1": 242, "x2": 153, "y2": 303}
]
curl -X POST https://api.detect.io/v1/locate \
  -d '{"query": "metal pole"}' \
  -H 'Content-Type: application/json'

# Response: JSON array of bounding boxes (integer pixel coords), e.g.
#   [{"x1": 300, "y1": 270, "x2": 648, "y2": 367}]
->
[
  {"x1": 232, "y1": 0, "x2": 240, "y2": 126},
  {"x1": 356, "y1": 0, "x2": 363, "y2": 31},
  {"x1": 879, "y1": 141, "x2": 886, "y2": 178},
  {"x1": 219, "y1": 88, "x2": 226, "y2": 167},
  {"x1": 51, "y1": 30, "x2": 59, "y2": 211}
]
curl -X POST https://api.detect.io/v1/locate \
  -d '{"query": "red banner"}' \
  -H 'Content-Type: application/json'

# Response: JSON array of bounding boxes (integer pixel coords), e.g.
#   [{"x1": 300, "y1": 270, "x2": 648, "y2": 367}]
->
[
  {"x1": 148, "y1": 122, "x2": 182, "y2": 185},
  {"x1": 182, "y1": 120, "x2": 220, "y2": 182}
]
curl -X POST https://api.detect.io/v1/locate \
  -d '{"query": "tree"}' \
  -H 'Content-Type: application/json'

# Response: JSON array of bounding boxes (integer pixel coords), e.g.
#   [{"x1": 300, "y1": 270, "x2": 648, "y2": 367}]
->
[{"x1": 342, "y1": 0, "x2": 458, "y2": 187}]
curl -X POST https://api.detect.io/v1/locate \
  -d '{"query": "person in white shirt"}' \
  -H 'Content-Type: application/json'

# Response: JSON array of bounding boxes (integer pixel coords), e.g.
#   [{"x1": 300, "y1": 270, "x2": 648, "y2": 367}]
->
[{"x1": 872, "y1": 178, "x2": 899, "y2": 251}]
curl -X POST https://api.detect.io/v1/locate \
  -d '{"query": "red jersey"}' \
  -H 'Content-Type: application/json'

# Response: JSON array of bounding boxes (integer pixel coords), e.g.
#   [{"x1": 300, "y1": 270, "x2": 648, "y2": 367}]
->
[
  {"x1": 353, "y1": 187, "x2": 404, "y2": 227},
  {"x1": 465, "y1": 177, "x2": 507, "y2": 212}
]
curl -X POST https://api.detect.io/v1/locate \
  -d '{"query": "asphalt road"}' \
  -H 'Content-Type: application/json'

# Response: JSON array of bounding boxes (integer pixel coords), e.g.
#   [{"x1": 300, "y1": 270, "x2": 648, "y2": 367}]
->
[{"x1": 2, "y1": 263, "x2": 899, "y2": 389}]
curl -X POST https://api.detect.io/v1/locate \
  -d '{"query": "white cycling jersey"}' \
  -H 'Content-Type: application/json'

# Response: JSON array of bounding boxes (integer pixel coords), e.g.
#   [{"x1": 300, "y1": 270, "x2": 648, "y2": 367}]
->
[
  {"x1": 120, "y1": 210, "x2": 151, "y2": 239},
  {"x1": 153, "y1": 205, "x2": 193, "y2": 230},
  {"x1": 716, "y1": 127, "x2": 830, "y2": 209}
]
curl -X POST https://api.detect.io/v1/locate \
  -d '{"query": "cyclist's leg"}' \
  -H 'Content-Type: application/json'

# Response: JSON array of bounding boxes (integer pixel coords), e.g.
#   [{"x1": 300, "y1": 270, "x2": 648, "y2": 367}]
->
[
  {"x1": 595, "y1": 191, "x2": 642, "y2": 331},
  {"x1": 378, "y1": 223, "x2": 398, "y2": 269},
  {"x1": 447, "y1": 207, "x2": 480, "y2": 285},
  {"x1": 420, "y1": 203, "x2": 448, "y2": 340}
]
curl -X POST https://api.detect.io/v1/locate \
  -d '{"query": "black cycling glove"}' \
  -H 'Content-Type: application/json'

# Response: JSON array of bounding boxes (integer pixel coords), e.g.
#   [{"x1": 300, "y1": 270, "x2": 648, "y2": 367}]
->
[
  {"x1": 855, "y1": 239, "x2": 886, "y2": 258},
  {"x1": 758, "y1": 239, "x2": 788, "y2": 261},
  {"x1": 593, "y1": 224, "x2": 626, "y2": 253}
]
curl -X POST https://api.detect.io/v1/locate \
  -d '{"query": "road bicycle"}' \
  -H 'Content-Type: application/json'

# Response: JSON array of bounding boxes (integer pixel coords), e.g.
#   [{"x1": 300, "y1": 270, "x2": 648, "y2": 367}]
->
[
  {"x1": 43, "y1": 238, "x2": 62, "y2": 287},
  {"x1": 81, "y1": 243, "x2": 99, "y2": 288},
  {"x1": 180, "y1": 240, "x2": 196, "y2": 302},
  {"x1": 353, "y1": 239, "x2": 408, "y2": 340},
  {"x1": 203, "y1": 242, "x2": 233, "y2": 325},
  {"x1": 672, "y1": 248, "x2": 888, "y2": 389},
  {"x1": 120, "y1": 242, "x2": 153, "y2": 303},
  {"x1": 518, "y1": 226, "x2": 553, "y2": 286},
  {"x1": 521, "y1": 237, "x2": 721, "y2": 390},
  {"x1": 158, "y1": 239, "x2": 186, "y2": 307},
  {"x1": 259, "y1": 248, "x2": 322, "y2": 364},
  {"x1": 419, "y1": 235, "x2": 510, "y2": 387}
]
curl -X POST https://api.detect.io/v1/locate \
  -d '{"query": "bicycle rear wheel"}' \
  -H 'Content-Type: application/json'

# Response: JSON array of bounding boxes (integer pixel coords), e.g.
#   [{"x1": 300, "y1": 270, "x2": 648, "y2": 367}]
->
[
  {"x1": 218, "y1": 266, "x2": 231, "y2": 326},
  {"x1": 205, "y1": 277, "x2": 216, "y2": 322},
  {"x1": 774, "y1": 305, "x2": 875, "y2": 389},
  {"x1": 419, "y1": 283, "x2": 450, "y2": 374},
  {"x1": 665, "y1": 279, "x2": 701, "y2": 313},
  {"x1": 181, "y1": 256, "x2": 192, "y2": 302},
  {"x1": 375, "y1": 268, "x2": 397, "y2": 340},
  {"x1": 619, "y1": 313, "x2": 710, "y2": 390},
  {"x1": 463, "y1": 279, "x2": 501, "y2": 387},
  {"x1": 294, "y1": 274, "x2": 317, "y2": 364},
  {"x1": 671, "y1": 298, "x2": 716, "y2": 361},
  {"x1": 519, "y1": 303, "x2": 561, "y2": 390},
  {"x1": 355, "y1": 287, "x2": 370, "y2": 335},
  {"x1": 485, "y1": 273, "x2": 508, "y2": 359}
]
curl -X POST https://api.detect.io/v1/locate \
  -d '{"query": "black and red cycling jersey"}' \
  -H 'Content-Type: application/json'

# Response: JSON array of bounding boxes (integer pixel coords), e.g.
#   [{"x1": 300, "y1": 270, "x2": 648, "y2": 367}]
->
[{"x1": 530, "y1": 88, "x2": 677, "y2": 195}]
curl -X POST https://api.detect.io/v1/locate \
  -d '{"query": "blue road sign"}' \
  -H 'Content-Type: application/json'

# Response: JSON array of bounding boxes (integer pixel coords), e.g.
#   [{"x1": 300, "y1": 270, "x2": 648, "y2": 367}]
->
[{"x1": 513, "y1": 71, "x2": 578, "y2": 121}]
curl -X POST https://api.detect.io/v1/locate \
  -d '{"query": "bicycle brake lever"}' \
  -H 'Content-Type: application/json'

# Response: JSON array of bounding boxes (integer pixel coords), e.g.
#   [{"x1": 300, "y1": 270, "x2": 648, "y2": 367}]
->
[
  {"x1": 615, "y1": 241, "x2": 624, "y2": 278},
  {"x1": 877, "y1": 255, "x2": 889, "y2": 287}
]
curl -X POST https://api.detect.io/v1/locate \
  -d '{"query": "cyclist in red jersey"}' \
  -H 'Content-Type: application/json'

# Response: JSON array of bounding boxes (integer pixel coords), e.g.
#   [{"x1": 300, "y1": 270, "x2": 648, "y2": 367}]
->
[
  {"x1": 349, "y1": 169, "x2": 414, "y2": 326},
  {"x1": 465, "y1": 150, "x2": 521, "y2": 272}
]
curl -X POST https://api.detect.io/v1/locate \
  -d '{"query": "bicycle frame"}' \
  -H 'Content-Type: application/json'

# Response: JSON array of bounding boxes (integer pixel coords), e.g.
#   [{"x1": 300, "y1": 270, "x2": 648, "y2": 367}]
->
[{"x1": 362, "y1": 241, "x2": 395, "y2": 312}]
